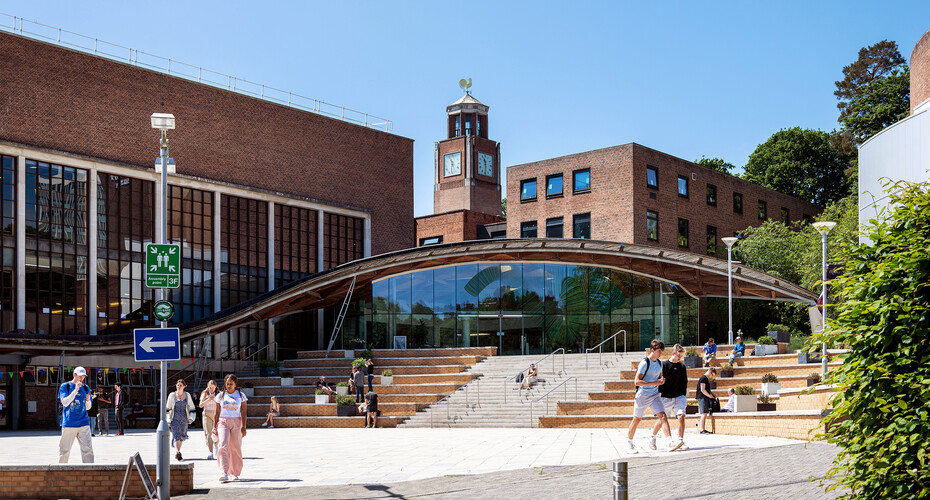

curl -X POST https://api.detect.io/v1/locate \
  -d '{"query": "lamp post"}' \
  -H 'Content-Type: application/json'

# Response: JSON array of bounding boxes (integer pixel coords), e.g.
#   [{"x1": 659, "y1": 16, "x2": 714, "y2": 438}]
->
[
  {"x1": 721, "y1": 237, "x2": 739, "y2": 345},
  {"x1": 812, "y1": 221, "x2": 836, "y2": 379},
  {"x1": 151, "y1": 112, "x2": 175, "y2": 500}
]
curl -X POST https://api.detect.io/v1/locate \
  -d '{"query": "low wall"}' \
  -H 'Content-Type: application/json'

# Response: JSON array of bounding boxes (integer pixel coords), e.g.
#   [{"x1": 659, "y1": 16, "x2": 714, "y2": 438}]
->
[{"x1": 0, "y1": 463, "x2": 194, "y2": 499}]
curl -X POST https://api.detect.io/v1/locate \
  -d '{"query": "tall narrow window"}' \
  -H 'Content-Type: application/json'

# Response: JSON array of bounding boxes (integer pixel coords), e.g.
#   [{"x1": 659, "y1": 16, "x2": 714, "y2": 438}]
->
[
  {"x1": 646, "y1": 166, "x2": 658, "y2": 189},
  {"x1": 733, "y1": 192, "x2": 743, "y2": 214},
  {"x1": 546, "y1": 174, "x2": 563, "y2": 197},
  {"x1": 758, "y1": 200, "x2": 767, "y2": 220},
  {"x1": 678, "y1": 218, "x2": 690, "y2": 248},
  {"x1": 706, "y1": 184, "x2": 717, "y2": 206},
  {"x1": 646, "y1": 211, "x2": 659, "y2": 241},
  {"x1": 464, "y1": 114, "x2": 473, "y2": 136},
  {"x1": 706, "y1": 225, "x2": 717, "y2": 256},
  {"x1": 520, "y1": 221, "x2": 538, "y2": 238},
  {"x1": 781, "y1": 208, "x2": 790, "y2": 225},
  {"x1": 0, "y1": 155, "x2": 16, "y2": 333},
  {"x1": 274, "y1": 205, "x2": 317, "y2": 288},
  {"x1": 520, "y1": 179, "x2": 537, "y2": 201},
  {"x1": 678, "y1": 176, "x2": 689, "y2": 198},
  {"x1": 572, "y1": 213, "x2": 591, "y2": 239},
  {"x1": 454, "y1": 115, "x2": 461, "y2": 137},
  {"x1": 573, "y1": 169, "x2": 591, "y2": 192},
  {"x1": 545, "y1": 217, "x2": 563, "y2": 238}
]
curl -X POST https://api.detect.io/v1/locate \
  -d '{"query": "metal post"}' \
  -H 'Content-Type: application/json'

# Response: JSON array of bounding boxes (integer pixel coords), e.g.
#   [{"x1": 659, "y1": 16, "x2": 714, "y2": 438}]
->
[
  {"x1": 821, "y1": 232, "x2": 828, "y2": 379},
  {"x1": 156, "y1": 131, "x2": 170, "y2": 500},
  {"x1": 727, "y1": 245, "x2": 734, "y2": 345},
  {"x1": 613, "y1": 461, "x2": 628, "y2": 499}
]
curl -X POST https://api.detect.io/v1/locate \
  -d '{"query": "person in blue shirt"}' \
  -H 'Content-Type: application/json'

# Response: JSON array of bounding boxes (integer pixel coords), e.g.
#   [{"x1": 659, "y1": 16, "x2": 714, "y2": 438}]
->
[
  {"x1": 58, "y1": 366, "x2": 94, "y2": 463},
  {"x1": 728, "y1": 336, "x2": 746, "y2": 364},
  {"x1": 625, "y1": 340, "x2": 669, "y2": 454},
  {"x1": 702, "y1": 338, "x2": 718, "y2": 365}
]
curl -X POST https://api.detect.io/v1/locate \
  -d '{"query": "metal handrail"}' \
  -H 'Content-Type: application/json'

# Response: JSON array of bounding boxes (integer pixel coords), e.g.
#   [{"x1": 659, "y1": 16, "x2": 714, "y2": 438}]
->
[
  {"x1": 0, "y1": 13, "x2": 393, "y2": 132},
  {"x1": 429, "y1": 377, "x2": 481, "y2": 428},
  {"x1": 504, "y1": 348, "x2": 566, "y2": 403},
  {"x1": 585, "y1": 330, "x2": 627, "y2": 370},
  {"x1": 529, "y1": 376, "x2": 578, "y2": 428}
]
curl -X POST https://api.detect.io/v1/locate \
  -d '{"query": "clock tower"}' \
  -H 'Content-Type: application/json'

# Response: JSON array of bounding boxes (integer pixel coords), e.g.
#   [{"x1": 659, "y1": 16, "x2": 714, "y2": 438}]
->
[{"x1": 434, "y1": 91, "x2": 502, "y2": 216}]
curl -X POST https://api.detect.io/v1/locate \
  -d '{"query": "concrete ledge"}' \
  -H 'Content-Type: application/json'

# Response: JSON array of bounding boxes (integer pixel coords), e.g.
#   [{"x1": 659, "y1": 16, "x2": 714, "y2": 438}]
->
[{"x1": 0, "y1": 462, "x2": 193, "y2": 499}]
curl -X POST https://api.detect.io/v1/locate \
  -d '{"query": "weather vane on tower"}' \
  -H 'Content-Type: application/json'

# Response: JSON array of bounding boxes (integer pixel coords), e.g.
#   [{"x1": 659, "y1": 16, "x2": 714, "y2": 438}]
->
[{"x1": 459, "y1": 78, "x2": 472, "y2": 95}]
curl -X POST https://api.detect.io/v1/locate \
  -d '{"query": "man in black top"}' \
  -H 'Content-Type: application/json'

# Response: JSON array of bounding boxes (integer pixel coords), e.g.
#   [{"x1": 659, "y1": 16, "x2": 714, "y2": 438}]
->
[
  {"x1": 650, "y1": 344, "x2": 688, "y2": 451},
  {"x1": 697, "y1": 366, "x2": 717, "y2": 434},
  {"x1": 112, "y1": 383, "x2": 127, "y2": 436},
  {"x1": 364, "y1": 391, "x2": 378, "y2": 428},
  {"x1": 315, "y1": 376, "x2": 335, "y2": 395}
]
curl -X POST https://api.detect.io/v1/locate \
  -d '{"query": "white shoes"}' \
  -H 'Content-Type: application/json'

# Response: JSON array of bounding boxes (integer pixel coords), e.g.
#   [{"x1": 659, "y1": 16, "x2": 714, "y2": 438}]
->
[
  {"x1": 261, "y1": 422, "x2": 268, "y2": 427},
  {"x1": 206, "y1": 453, "x2": 214, "y2": 460},
  {"x1": 649, "y1": 435, "x2": 657, "y2": 450},
  {"x1": 679, "y1": 441, "x2": 690, "y2": 451},
  {"x1": 268, "y1": 425, "x2": 274, "y2": 429},
  {"x1": 627, "y1": 439, "x2": 638, "y2": 454},
  {"x1": 668, "y1": 438, "x2": 684, "y2": 451},
  {"x1": 219, "y1": 474, "x2": 228, "y2": 482}
]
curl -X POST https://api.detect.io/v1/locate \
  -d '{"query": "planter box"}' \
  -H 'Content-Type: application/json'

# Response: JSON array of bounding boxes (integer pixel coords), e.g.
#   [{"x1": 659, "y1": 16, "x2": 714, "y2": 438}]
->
[
  {"x1": 807, "y1": 378, "x2": 821, "y2": 387},
  {"x1": 720, "y1": 370, "x2": 734, "y2": 378},
  {"x1": 757, "y1": 403, "x2": 777, "y2": 412},
  {"x1": 315, "y1": 394, "x2": 330, "y2": 404},
  {"x1": 760, "y1": 382, "x2": 781, "y2": 396},
  {"x1": 240, "y1": 388, "x2": 254, "y2": 398},
  {"x1": 685, "y1": 405, "x2": 699, "y2": 415},
  {"x1": 380, "y1": 376, "x2": 393, "y2": 386},
  {"x1": 280, "y1": 377, "x2": 294, "y2": 387},
  {"x1": 754, "y1": 344, "x2": 778, "y2": 356},
  {"x1": 682, "y1": 356, "x2": 702, "y2": 369},
  {"x1": 336, "y1": 385, "x2": 349, "y2": 396},
  {"x1": 259, "y1": 367, "x2": 280, "y2": 377},
  {"x1": 767, "y1": 330, "x2": 791, "y2": 343},
  {"x1": 336, "y1": 405, "x2": 357, "y2": 417},
  {"x1": 798, "y1": 352, "x2": 824, "y2": 364},
  {"x1": 732, "y1": 394, "x2": 757, "y2": 413},
  {"x1": 344, "y1": 350, "x2": 355, "y2": 359}
]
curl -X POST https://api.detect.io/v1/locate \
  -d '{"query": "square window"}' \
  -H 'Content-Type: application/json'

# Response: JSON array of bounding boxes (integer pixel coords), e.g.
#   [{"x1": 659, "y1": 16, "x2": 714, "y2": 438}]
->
[
  {"x1": 419, "y1": 236, "x2": 442, "y2": 246},
  {"x1": 546, "y1": 174, "x2": 563, "y2": 197},
  {"x1": 706, "y1": 184, "x2": 717, "y2": 206},
  {"x1": 520, "y1": 221, "x2": 538, "y2": 238},
  {"x1": 758, "y1": 200, "x2": 767, "y2": 220},
  {"x1": 781, "y1": 208, "x2": 790, "y2": 225},
  {"x1": 572, "y1": 213, "x2": 591, "y2": 239},
  {"x1": 678, "y1": 176, "x2": 689, "y2": 198},
  {"x1": 706, "y1": 226, "x2": 717, "y2": 256},
  {"x1": 646, "y1": 211, "x2": 659, "y2": 241},
  {"x1": 678, "y1": 218, "x2": 689, "y2": 248},
  {"x1": 573, "y1": 169, "x2": 591, "y2": 192},
  {"x1": 733, "y1": 193, "x2": 743, "y2": 214},
  {"x1": 520, "y1": 179, "x2": 537, "y2": 201},
  {"x1": 545, "y1": 217, "x2": 563, "y2": 238},
  {"x1": 646, "y1": 166, "x2": 658, "y2": 189}
]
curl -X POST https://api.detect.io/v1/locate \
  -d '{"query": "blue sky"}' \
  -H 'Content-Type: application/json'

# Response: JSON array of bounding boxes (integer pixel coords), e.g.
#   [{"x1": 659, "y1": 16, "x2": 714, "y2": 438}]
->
[{"x1": 3, "y1": 1, "x2": 929, "y2": 216}]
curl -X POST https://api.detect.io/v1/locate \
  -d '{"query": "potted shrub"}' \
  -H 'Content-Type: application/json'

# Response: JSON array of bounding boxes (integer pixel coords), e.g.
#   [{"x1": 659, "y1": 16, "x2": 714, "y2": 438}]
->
[
  {"x1": 757, "y1": 394, "x2": 777, "y2": 412},
  {"x1": 683, "y1": 347, "x2": 702, "y2": 368},
  {"x1": 315, "y1": 389, "x2": 330, "y2": 405},
  {"x1": 381, "y1": 369, "x2": 394, "y2": 386},
  {"x1": 760, "y1": 373, "x2": 781, "y2": 396},
  {"x1": 685, "y1": 399, "x2": 699, "y2": 414},
  {"x1": 765, "y1": 323, "x2": 792, "y2": 344},
  {"x1": 798, "y1": 349, "x2": 824, "y2": 364},
  {"x1": 258, "y1": 359, "x2": 281, "y2": 377},
  {"x1": 807, "y1": 372, "x2": 822, "y2": 387},
  {"x1": 352, "y1": 357, "x2": 367, "y2": 369},
  {"x1": 720, "y1": 363, "x2": 734, "y2": 378},
  {"x1": 754, "y1": 336, "x2": 778, "y2": 356},
  {"x1": 240, "y1": 382, "x2": 254, "y2": 398},
  {"x1": 336, "y1": 381, "x2": 349, "y2": 396},
  {"x1": 335, "y1": 395, "x2": 357, "y2": 417},
  {"x1": 732, "y1": 385, "x2": 757, "y2": 413},
  {"x1": 361, "y1": 348, "x2": 373, "y2": 360},
  {"x1": 280, "y1": 372, "x2": 294, "y2": 387}
]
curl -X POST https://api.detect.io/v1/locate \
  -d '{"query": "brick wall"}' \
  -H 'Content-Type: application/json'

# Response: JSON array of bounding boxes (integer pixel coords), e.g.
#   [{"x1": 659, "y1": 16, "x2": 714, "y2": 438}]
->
[
  {"x1": 911, "y1": 28, "x2": 930, "y2": 113},
  {"x1": 0, "y1": 463, "x2": 193, "y2": 499},
  {"x1": 0, "y1": 32, "x2": 414, "y2": 255},
  {"x1": 415, "y1": 210, "x2": 503, "y2": 244}
]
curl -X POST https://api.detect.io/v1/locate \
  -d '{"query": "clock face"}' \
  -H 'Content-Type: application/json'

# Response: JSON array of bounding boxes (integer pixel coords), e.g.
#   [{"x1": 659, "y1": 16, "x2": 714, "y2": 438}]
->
[
  {"x1": 443, "y1": 152, "x2": 461, "y2": 177},
  {"x1": 478, "y1": 152, "x2": 494, "y2": 177}
]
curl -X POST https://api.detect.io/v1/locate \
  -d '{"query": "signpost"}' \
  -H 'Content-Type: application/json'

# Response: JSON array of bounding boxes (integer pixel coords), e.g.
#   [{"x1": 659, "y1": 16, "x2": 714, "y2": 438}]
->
[{"x1": 145, "y1": 243, "x2": 181, "y2": 289}]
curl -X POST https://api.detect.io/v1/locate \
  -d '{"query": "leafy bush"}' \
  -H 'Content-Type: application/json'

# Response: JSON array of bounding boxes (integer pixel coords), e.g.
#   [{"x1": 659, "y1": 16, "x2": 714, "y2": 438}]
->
[
  {"x1": 815, "y1": 181, "x2": 930, "y2": 497},
  {"x1": 257, "y1": 359, "x2": 281, "y2": 368},
  {"x1": 315, "y1": 389, "x2": 328, "y2": 395},
  {"x1": 281, "y1": 372, "x2": 293, "y2": 378},
  {"x1": 721, "y1": 363, "x2": 733, "y2": 371},
  {"x1": 734, "y1": 385, "x2": 755, "y2": 395},
  {"x1": 351, "y1": 357, "x2": 367, "y2": 368},
  {"x1": 758, "y1": 394, "x2": 773, "y2": 404},
  {"x1": 685, "y1": 347, "x2": 699, "y2": 357},
  {"x1": 761, "y1": 373, "x2": 779, "y2": 383},
  {"x1": 361, "y1": 349, "x2": 373, "y2": 360},
  {"x1": 765, "y1": 323, "x2": 792, "y2": 332},
  {"x1": 381, "y1": 369, "x2": 393, "y2": 377},
  {"x1": 807, "y1": 372, "x2": 822, "y2": 382},
  {"x1": 336, "y1": 382, "x2": 348, "y2": 387},
  {"x1": 757, "y1": 335, "x2": 776, "y2": 345},
  {"x1": 335, "y1": 395, "x2": 356, "y2": 406}
]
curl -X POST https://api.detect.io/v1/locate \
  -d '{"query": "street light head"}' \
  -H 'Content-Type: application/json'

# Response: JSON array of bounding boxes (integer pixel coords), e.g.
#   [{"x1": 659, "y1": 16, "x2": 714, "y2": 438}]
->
[
  {"x1": 150, "y1": 113, "x2": 176, "y2": 130},
  {"x1": 721, "y1": 237, "x2": 739, "y2": 248},
  {"x1": 812, "y1": 221, "x2": 837, "y2": 236}
]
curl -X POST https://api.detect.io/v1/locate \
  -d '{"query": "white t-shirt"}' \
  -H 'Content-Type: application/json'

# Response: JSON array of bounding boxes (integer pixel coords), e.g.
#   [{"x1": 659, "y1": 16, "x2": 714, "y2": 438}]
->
[
  {"x1": 214, "y1": 390, "x2": 247, "y2": 418},
  {"x1": 722, "y1": 396, "x2": 735, "y2": 412}
]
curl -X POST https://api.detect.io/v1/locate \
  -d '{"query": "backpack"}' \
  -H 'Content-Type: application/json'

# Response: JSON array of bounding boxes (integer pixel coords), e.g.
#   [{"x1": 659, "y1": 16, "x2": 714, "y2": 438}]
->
[
  {"x1": 635, "y1": 357, "x2": 653, "y2": 393},
  {"x1": 515, "y1": 371, "x2": 524, "y2": 384}
]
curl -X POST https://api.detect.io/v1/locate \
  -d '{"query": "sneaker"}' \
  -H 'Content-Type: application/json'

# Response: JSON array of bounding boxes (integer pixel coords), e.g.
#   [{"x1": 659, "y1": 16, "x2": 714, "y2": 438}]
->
[
  {"x1": 219, "y1": 474, "x2": 228, "y2": 483},
  {"x1": 231, "y1": 476, "x2": 239, "y2": 481},
  {"x1": 261, "y1": 422, "x2": 268, "y2": 427},
  {"x1": 668, "y1": 438, "x2": 683, "y2": 452},
  {"x1": 206, "y1": 453, "x2": 214, "y2": 460},
  {"x1": 175, "y1": 452, "x2": 182, "y2": 461},
  {"x1": 626, "y1": 439, "x2": 638, "y2": 454},
  {"x1": 679, "y1": 441, "x2": 690, "y2": 451},
  {"x1": 700, "y1": 430, "x2": 711, "y2": 434},
  {"x1": 648, "y1": 435, "x2": 657, "y2": 450},
  {"x1": 268, "y1": 425, "x2": 274, "y2": 429}
]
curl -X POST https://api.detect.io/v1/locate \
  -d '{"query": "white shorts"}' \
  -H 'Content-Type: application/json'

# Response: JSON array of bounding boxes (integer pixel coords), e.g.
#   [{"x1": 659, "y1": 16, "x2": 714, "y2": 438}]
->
[
  {"x1": 662, "y1": 395, "x2": 687, "y2": 416},
  {"x1": 632, "y1": 391, "x2": 666, "y2": 418}
]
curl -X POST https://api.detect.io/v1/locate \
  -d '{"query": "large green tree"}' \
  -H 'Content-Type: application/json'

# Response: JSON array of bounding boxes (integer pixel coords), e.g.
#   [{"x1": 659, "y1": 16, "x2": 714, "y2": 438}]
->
[
  {"x1": 816, "y1": 181, "x2": 930, "y2": 498},
  {"x1": 694, "y1": 156, "x2": 736, "y2": 175},
  {"x1": 834, "y1": 40, "x2": 907, "y2": 123},
  {"x1": 743, "y1": 127, "x2": 852, "y2": 206},
  {"x1": 841, "y1": 69, "x2": 910, "y2": 144}
]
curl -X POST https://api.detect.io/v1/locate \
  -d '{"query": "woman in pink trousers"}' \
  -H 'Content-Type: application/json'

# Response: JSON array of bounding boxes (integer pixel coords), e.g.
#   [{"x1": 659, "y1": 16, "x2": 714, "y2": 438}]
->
[{"x1": 213, "y1": 374, "x2": 247, "y2": 482}]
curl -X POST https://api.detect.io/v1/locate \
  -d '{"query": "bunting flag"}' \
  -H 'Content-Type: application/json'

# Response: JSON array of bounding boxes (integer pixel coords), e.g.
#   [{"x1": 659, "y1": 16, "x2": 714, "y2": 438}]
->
[
  {"x1": 132, "y1": 367, "x2": 136, "y2": 373},
  {"x1": 19, "y1": 371, "x2": 24, "y2": 377}
]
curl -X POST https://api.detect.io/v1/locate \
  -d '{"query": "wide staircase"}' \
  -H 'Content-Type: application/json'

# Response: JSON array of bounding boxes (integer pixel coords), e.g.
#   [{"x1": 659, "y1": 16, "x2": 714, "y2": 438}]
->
[
  {"x1": 241, "y1": 347, "x2": 496, "y2": 428},
  {"x1": 400, "y1": 351, "x2": 650, "y2": 428}
]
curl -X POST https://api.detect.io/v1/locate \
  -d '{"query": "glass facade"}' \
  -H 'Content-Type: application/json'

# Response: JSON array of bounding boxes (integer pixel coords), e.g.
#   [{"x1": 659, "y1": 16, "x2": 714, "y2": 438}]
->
[
  {"x1": 0, "y1": 156, "x2": 15, "y2": 332},
  {"x1": 221, "y1": 195, "x2": 267, "y2": 308},
  {"x1": 166, "y1": 186, "x2": 213, "y2": 327},
  {"x1": 323, "y1": 213, "x2": 364, "y2": 269},
  {"x1": 274, "y1": 205, "x2": 317, "y2": 287},
  {"x1": 364, "y1": 263, "x2": 698, "y2": 354}
]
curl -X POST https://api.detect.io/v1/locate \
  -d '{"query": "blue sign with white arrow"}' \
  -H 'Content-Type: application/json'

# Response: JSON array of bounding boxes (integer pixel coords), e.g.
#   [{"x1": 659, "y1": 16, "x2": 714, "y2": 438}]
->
[{"x1": 133, "y1": 328, "x2": 181, "y2": 362}]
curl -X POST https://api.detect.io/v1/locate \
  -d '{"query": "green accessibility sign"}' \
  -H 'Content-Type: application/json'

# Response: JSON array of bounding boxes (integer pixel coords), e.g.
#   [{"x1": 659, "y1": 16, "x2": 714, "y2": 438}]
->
[
  {"x1": 145, "y1": 243, "x2": 181, "y2": 288},
  {"x1": 153, "y1": 301, "x2": 175, "y2": 321}
]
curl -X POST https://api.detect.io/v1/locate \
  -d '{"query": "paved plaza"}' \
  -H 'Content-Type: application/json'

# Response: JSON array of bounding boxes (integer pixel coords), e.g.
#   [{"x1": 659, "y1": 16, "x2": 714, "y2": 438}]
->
[{"x1": 0, "y1": 426, "x2": 839, "y2": 498}]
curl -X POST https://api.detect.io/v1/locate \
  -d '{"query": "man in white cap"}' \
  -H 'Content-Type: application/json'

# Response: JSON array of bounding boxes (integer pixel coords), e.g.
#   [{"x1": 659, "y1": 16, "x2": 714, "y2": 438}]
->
[{"x1": 58, "y1": 366, "x2": 94, "y2": 463}]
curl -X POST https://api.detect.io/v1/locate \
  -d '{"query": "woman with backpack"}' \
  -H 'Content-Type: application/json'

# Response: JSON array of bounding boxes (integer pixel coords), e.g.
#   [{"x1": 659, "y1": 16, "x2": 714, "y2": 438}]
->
[
  {"x1": 213, "y1": 374, "x2": 248, "y2": 482},
  {"x1": 166, "y1": 379, "x2": 196, "y2": 461}
]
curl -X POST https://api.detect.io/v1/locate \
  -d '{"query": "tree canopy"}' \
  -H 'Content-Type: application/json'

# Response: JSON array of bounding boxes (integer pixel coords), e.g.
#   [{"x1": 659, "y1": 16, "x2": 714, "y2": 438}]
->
[
  {"x1": 743, "y1": 127, "x2": 852, "y2": 206},
  {"x1": 841, "y1": 69, "x2": 910, "y2": 144},
  {"x1": 694, "y1": 156, "x2": 736, "y2": 175},
  {"x1": 834, "y1": 40, "x2": 907, "y2": 123}
]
